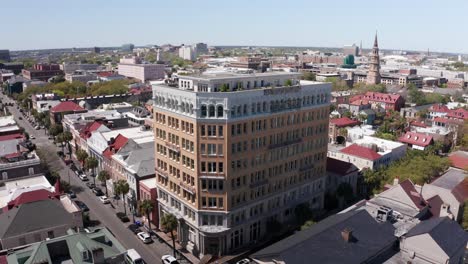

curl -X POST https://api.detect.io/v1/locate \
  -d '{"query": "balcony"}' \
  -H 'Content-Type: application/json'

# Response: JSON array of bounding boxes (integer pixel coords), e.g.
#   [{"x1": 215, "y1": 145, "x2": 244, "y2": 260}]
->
[
  {"x1": 180, "y1": 181, "x2": 196, "y2": 195},
  {"x1": 249, "y1": 179, "x2": 268, "y2": 189},
  {"x1": 268, "y1": 138, "x2": 302, "y2": 150},
  {"x1": 165, "y1": 142, "x2": 180, "y2": 153}
]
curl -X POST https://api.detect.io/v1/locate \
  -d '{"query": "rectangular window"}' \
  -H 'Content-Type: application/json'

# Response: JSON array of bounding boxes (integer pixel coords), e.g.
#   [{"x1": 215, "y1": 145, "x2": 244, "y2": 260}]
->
[
  {"x1": 201, "y1": 125, "x2": 206, "y2": 136},
  {"x1": 218, "y1": 126, "x2": 224, "y2": 137}
]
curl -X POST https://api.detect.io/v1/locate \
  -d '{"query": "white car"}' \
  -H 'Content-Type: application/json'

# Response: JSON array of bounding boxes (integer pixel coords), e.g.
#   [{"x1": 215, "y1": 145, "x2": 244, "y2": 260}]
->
[
  {"x1": 99, "y1": 196, "x2": 110, "y2": 204},
  {"x1": 236, "y1": 259, "x2": 251, "y2": 264},
  {"x1": 29, "y1": 135, "x2": 35, "y2": 139},
  {"x1": 136, "y1": 232, "x2": 152, "y2": 244},
  {"x1": 79, "y1": 174, "x2": 88, "y2": 181},
  {"x1": 161, "y1": 255, "x2": 179, "y2": 264}
]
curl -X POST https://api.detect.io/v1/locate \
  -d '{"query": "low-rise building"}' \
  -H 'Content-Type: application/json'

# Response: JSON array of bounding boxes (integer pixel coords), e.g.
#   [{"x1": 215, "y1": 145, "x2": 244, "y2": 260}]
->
[
  {"x1": 139, "y1": 178, "x2": 158, "y2": 227},
  {"x1": 350, "y1": 92, "x2": 405, "y2": 112},
  {"x1": 65, "y1": 71, "x2": 98, "y2": 83},
  {"x1": 328, "y1": 136, "x2": 406, "y2": 170},
  {"x1": 49, "y1": 101, "x2": 87, "y2": 125},
  {"x1": 448, "y1": 151, "x2": 468, "y2": 170},
  {"x1": 326, "y1": 157, "x2": 360, "y2": 195},
  {"x1": 22, "y1": 64, "x2": 64, "y2": 81},
  {"x1": 328, "y1": 117, "x2": 360, "y2": 144},
  {"x1": 0, "y1": 196, "x2": 82, "y2": 249},
  {"x1": 346, "y1": 125, "x2": 376, "y2": 142},
  {"x1": 2, "y1": 228, "x2": 126, "y2": 264},
  {"x1": 398, "y1": 131, "x2": 434, "y2": 151}
]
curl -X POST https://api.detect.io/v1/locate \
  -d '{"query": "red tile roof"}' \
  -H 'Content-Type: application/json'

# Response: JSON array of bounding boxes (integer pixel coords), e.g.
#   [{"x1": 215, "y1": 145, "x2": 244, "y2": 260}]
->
[
  {"x1": 433, "y1": 116, "x2": 464, "y2": 125},
  {"x1": 410, "y1": 120, "x2": 427, "y2": 128},
  {"x1": 5, "y1": 189, "x2": 58, "y2": 211},
  {"x1": 398, "y1": 132, "x2": 433, "y2": 147},
  {"x1": 97, "y1": 71, "x2": 114, "y2": 77},
  {"x1": 351, "y1": 92, "x2": 402, "y2": 104},
  {"x1": 430, "y1": 104, "x2": 450, "y2": 113},
  {"x1": 448, "y1": 152, "x2": 468, "y2": 170},
  {"x1": 326, "y1": 157, "x2": 358, "y2": 176},
  {"x1": 340, "y1": 144, "x2": 381, "y2": 161},
  {"x1": 446, "y1": 108, "x2": 468, "y2": 120},
  {"x1": 103, "y1": 134, "x2": 128, "y2": 158},
  {"x1": 330, "y1": 117, "x2": 361, "y2": 127},
  {"x1": 452, "y1": 178, "x2": 468, "y2": 203},
  {"x1": 350, "y1": 99, "x2": 370, "y2": 106},
  {"x1": 50, "y1": 101, "x2": 85, "y2": 113},
  {"x1": 0, "y1": 133, "x2": 25, "y2": 142},
  {"x1": 400, "y1": 179, "x2": 426, "y2": 209},
  {"x1": 79, "y1": 121, "x2": 104, "y2": 139}
]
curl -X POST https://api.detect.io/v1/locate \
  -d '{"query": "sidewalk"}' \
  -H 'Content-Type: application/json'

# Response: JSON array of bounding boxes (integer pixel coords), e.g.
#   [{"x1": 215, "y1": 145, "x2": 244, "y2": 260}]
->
[{"x1": 108, "y1": 193, "x2": 199, "y2": 264}]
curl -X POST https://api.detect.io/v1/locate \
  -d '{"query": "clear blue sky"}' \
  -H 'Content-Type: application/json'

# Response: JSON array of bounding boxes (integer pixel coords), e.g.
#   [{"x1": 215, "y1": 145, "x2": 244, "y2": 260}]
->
[{"x1": 3, "y1": 0, "x2": 467, "y2": 53}]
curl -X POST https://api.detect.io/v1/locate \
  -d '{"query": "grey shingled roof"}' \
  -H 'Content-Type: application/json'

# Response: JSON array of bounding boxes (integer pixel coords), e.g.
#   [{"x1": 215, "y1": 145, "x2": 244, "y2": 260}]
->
[
  {"x1": 431, "y1": 168, "x2": 466, "y2": 190},
  {"x1": 405, "y1": 217, "x2": 467, "y2": 257},
  {"x1": 251, "y1": 209, "x2": 396, "y2": 264},
  {"x1": 0, "y1": 199, "x2": 73, "y2": 239}
]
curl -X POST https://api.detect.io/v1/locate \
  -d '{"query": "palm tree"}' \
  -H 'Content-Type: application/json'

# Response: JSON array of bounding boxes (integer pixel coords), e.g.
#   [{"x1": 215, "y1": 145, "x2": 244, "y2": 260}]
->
[
  {"x1": 97, "y1": 170, "x2": 110, "y2": 196},
  {"x1": 56, "y1": 133, "x2": 65, "y2": 153},
  {"x1": 61, "y1": 131, "x2": 73, "y2": 158},
  {"x1": 85, "y1": 156, "x2": 98, "y2": 184},
  {"x1": 115, "y1": 180, "x2": 130, "y2": 215},
  {"x1": 138, "y1": 199, "x2": 154, "y2": 231},
  {"x1": 76, "y1": 149, "x2": 88, "y2": 167},
  {"x1": 161, "y1": 213, "x2": 178, "y2": 258}
]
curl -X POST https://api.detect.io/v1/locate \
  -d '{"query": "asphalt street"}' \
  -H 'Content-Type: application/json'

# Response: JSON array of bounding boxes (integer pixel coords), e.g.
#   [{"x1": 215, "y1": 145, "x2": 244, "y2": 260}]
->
[{"x1": 1, "y1": 94, "x2": 186, "y2": 264}]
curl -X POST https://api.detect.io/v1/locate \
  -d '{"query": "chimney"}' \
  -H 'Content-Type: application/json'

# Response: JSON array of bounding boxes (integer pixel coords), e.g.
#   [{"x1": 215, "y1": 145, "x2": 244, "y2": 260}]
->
[
  {"x1": 91, "y1": 248, "x2": 105, "y2": 264},
  {"x1": 440, "y1": 203, "x2": 454, "y2": 219},
  {"x1": 393, "y1": 177, "x2": 399, "y2": 186},
  {"x1": 341, "y1": 228, "x2": 353, "y2": 243}
]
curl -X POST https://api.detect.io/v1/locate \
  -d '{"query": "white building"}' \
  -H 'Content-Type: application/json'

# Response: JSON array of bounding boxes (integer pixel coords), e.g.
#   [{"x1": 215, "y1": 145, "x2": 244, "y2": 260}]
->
[
  {"x1": 346, "y1": 125, "x2": 376, "y2": 142},
  {"x1": 328, "y1": 135, "x2": 406, "y2": 170},
  {"x1": 178, "y1": 45, "x2": 197, "y2": 61},
  {"x1": 118, "y1": 56, "x2": 165, "y2": 82}
]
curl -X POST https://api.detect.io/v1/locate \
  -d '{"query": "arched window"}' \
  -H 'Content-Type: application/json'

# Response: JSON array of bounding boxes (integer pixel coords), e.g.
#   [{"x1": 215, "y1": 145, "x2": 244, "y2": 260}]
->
[
  {"x1": 201, "y1": 105, "x2": 207, "y2": 117},
  {"x1": 217, "y1": 105, "x2": 224, "y2": 117},
  {"x1": 209, "y1": 105, "x2": 215, "y2": 117}
]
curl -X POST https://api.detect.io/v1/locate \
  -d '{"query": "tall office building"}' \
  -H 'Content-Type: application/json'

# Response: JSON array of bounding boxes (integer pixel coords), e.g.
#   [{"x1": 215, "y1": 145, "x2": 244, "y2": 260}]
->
[
  {"x1": 0, "y1": 50, "x2": 10, "y2": 62},
  {"x1": 367, "y1": 33, "x2": 381, "y2": 85},
  {"x1": 152, "y1": 72, "x2": 331, "y2": 257}
]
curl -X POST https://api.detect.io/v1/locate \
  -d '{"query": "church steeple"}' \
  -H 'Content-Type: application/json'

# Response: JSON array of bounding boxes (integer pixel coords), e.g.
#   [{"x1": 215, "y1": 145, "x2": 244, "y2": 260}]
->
[
  {"x1": 367, "y1": 32, "x2": 381, "y2": 85},
  {"x1": 373, "y1": 32, "x2": 378, "y2": 48}
]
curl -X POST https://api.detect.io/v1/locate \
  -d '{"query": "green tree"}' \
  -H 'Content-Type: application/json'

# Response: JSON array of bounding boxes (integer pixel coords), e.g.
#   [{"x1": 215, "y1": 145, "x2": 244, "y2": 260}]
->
[
  {"x1": 139, "y1": 199, "x2": 155, "y2": 231},
  {"x1": 115, "y1": 180, "x2": 130, "y2": 214},
  {"x1": 76, "y1": 149, "x2": 88, "y2": 167},
  {"x1": 161, "y1": 213, "x2": 178, "y2": 258},
  {"x1": 85, "y1": 156, "x2": 99, "y2": 184},
  {"x1": 61, "y1": 131, "x2": 73, "y2": 158},
  {"x1": 300, "y1": 220, "x2": 316, "y2": 231},
  {"x1": 97, "y1": 170, "x2": 110, "y2": 196},
  {"x1": 56, "y1": 133, "x2": 66, "y2": 153},
  {"x1": 285, "y1": 79, "x2": 293, "y2": 86},
  {"x1": 325, "y1": 77, "x2": 349, "y2": 91},
  {"x1": 302, "y1": 72, "x2": 316, "y2": 81},
  {"x1": 294, "y1": 203, "x2": 313, "y2": 226},
  {"x1": 48, "y1": 124, "x2": 63, "y2": 140}
]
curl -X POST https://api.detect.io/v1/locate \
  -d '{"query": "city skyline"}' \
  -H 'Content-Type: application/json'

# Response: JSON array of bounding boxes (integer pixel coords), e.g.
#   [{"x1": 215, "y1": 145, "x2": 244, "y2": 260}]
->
[{"x1": 3, "y1": 0, "x2": 468, "y2": 54}]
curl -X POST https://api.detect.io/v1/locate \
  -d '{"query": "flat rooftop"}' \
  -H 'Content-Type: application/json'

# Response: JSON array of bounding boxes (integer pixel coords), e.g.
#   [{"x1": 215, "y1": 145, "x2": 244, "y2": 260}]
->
[{"x1": 180, "y1": 71, "x2": 301, "y2": 81}]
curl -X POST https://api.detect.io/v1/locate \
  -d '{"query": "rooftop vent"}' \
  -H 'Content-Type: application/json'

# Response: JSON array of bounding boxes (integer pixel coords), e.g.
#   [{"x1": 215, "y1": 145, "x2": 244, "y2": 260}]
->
[{"x1": 341, "y1": 228, "x2": 354, "y2": 243}]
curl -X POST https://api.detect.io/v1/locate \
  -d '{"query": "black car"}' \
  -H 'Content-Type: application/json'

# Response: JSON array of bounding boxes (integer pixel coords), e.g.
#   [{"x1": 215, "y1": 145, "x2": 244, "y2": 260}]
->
[
  {"x1": 75, "y1": 200, "x2": 89, "y2": 212},
  {"x1": 86, "y1": 182, "x2": 96, "y2": 189},
  {"x1": 92, "y1": 187, "x2": 104, "y2": 196},
  {"x1": 128, "y1": 224, "x2": 142, "y2": 234},
  {"x1": 66, "y1": 191, "x2": 76, "y2": 199}
]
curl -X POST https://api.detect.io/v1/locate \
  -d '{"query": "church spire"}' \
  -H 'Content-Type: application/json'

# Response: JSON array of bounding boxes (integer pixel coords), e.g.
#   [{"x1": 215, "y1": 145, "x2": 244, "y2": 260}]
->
[{"x1": 373, "y1": 32, "x2": 378, "y2": 48}]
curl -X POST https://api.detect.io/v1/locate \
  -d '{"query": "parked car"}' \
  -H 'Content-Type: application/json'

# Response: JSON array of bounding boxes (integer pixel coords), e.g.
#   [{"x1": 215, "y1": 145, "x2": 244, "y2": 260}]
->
[
  {"x1": 128, "y1": 224, "x2": 142, "y2": 234},
  {"x1": 34, "y1": 126, "x2": 40, "y2": 130},
  {"x1": 18, "y1": 116, "x2": 22, "y2": 120},
  {"x1": 99, "y1": 196, "x2": 110, "y2": 204},
  {"x1": 63, "y1": 159, "x2": 73, "y2": 165},
  {"x1": 66, "y1": 191, "x2": 76, "y2": 199},
  {"x1": 29, "y1": 135, "x2": 35, "y2": 139},
  {"x1": 74, "y1": 169, "x2": 81, "y2": 176},
  {"x1": 161, "y1": 255, "x2": 179, "y2": 264},
  {"x1": 136, "y1": 232, "x2": 152, "y2": 244},
  {"x1": 57, "y1": 151, "x2": 64, "y2": 157},
  {"x1": 79, "y1": 174, "x2": 89, "y2": 181},
  {"x1": 86, "y1": 182, "x2": 95, "y2": 189},
  {"x1": 75, "y1": 200, "x2": 89, "y2": 212},
  {"x1": 92, "y1": 187, "x2": 104, "y2": 196},
  {"x1": 236, "y1": 259, "x2": 251, "y2": 264},
  {"x1": 116, "y1": 212, "x2": 130, "y2": 223}
]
